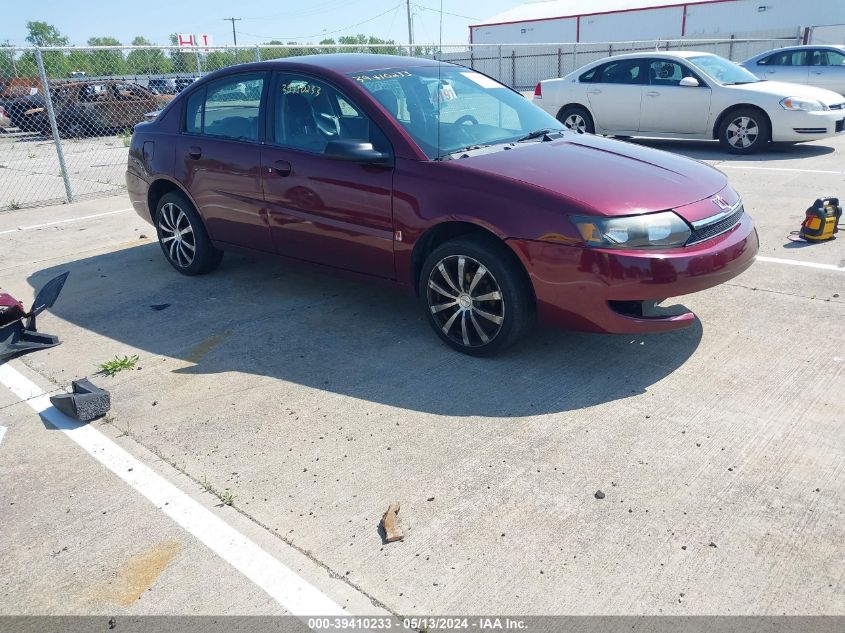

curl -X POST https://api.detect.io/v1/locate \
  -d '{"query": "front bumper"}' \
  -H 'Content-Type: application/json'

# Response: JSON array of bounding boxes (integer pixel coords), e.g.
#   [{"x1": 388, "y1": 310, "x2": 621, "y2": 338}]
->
[
  {"x1": 508, "y1": 212, "x2": 759, "y2": 334},
  {"x1": 770, "y1": 109, "x2": 845, "y2": 142}
]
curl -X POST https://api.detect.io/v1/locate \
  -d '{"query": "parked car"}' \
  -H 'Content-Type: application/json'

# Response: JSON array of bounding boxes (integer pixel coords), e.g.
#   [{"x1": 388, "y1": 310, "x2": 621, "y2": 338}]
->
[
  {"x1": 148, "y1": 78, "x2": 178, "y2": 95},
  {"x1": 741, "y1": 45, "x2": 845, "y2": 96},
  {"x1": 533, "y1": 51, "x2": 845, "y2": 153},
  {"x1": 127, "y1": 55, "x2": 758, "y2": 355},
  {"x1": 174, "y1": 77, "x2": 198, "y2": 92},
  {"x1": 21, "y1": 80, "x2": 170, "y2": 137}
]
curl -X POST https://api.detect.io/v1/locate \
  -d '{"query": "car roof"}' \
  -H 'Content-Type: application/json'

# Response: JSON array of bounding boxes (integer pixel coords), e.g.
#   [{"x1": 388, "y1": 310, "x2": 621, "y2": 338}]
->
[
  {"x1": 261, "y1": 53, "x2": 443, "y2": 73},
  {"x1": 743, "y1": 44, "x2": 845, "y2": 62}
]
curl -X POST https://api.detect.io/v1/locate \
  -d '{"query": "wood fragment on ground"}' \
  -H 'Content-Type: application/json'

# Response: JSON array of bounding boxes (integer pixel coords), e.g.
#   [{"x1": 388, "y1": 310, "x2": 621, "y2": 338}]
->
[{"x1": 381, "y1": 502, "x2": 403, "y2": 542}]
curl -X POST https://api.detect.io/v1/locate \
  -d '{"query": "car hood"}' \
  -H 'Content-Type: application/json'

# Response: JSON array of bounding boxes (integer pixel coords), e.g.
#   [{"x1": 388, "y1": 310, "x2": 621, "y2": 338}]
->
[
  {"x1": 728, "y1": 80, "x2": 844, "y2": 105},
  {"x1": 449, "y1": 134, "x2": 728, "y2": 220}
]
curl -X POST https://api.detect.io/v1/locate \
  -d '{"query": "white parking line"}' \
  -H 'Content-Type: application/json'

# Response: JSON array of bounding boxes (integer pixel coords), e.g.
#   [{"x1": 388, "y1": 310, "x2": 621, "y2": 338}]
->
[
  {"x1": 0, "y1": 208, "x2": 132, "y2": 236},
  {"x1": 757, "y1": 256, "x2": 845, "y2": 272},
  {"x1": 719, "y1": 165, "x2": 843, "y2": 175},
  {"x1": 0, "y1": 362, "x2": 347, "y2": 617}
]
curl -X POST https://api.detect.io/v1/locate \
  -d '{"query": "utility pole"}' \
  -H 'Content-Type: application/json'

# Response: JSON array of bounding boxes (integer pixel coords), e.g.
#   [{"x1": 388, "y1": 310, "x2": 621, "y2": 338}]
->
[
  {"x1": 405, "y1": 0, "x2": 414, "y2": 49},
  {"x1": 224, "y1": 17, "x2": 241, "y2": 46}
]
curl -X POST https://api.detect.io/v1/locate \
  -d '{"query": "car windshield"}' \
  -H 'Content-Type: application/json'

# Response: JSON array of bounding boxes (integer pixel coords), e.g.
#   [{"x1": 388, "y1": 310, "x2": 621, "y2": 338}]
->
[
  {"x1": 688, "y1": 55, "x2": 762, "y2": 85},
  {"x1": 349, "y1": 65, "x2": 564, "y2": 159}
]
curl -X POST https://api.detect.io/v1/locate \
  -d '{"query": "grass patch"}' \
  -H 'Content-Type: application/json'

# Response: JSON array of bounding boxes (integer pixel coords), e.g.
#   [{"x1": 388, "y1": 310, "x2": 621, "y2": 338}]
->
[
  {"x1": 200, "y1": 475, "x2": 235, "y2": 506},
  {"x1": 97, "y1": 354, "x2": 139, "y2": 377},
  {"x1": 118, "y1": 128, "x2": 132, "y2": 147},
  {"x1": 6, "y1": 200, "x2": 21, "y2": 211}
]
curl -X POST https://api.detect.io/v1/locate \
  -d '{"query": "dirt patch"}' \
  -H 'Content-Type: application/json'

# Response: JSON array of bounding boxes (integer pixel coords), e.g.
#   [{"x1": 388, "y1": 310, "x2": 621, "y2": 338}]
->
[
  {"x1": 184, "y1": 330, "x2": 233, "y2": 364},
  {"x1": 91, "y1": 539, "x2": 182, "y2": 605}
]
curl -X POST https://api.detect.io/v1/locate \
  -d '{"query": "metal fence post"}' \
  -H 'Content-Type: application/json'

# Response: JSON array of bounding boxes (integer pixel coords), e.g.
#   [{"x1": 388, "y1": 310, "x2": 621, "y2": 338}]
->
[
  {"x1": 35, "y1": 47, "x2": 74, "y2": 204},
  {"x1": 498, "y1": 45, "x2": 503, "y2": 83},
  {"x1": 557, "y1": 47, "x2": 562, "y2": 76},
  {"x1": 573, "y1": 43, "x2": 578, "y2": 73},
  {"x1": 255, "y1": 45, "x2": 261, "y2": 62},
  {"x1": 728, "y1": 34, "x2": 735, "y2": 60},
  {"x1": 511, "y1": 50, "x2": 516, "y2": 88}
]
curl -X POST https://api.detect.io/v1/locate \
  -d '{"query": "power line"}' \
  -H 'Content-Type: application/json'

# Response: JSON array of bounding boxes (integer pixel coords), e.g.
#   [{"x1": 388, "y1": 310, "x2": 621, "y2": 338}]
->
[
  {"x1": 223, "y1": 17, "x2": 241, "y2": 46},
  {"x1": 239, "y1": 3, "x2": 403, "y2": 42},
  {"x1": 413, "y1": 3, "x2": 478, "y2": 21}
]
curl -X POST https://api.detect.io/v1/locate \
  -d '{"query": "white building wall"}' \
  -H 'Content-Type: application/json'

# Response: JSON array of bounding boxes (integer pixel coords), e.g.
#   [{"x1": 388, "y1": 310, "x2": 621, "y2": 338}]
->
[
  {"x1": 471, "y1": 17, "x2": 577, "y2": 44},
  {"x1": 579, "y1": 6, "x2": 684, "y2": 42},
  {"x1": 684, "y1": 0, "x2": 844, "y2": 36},
  {"x1": 471, "y1": 0, "x2": 845, "y2": 44}
]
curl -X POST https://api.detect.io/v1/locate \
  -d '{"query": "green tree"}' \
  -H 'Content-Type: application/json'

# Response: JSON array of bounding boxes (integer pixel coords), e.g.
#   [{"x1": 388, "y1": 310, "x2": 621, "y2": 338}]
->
[
  {"x1": 169, "y1": 33, "x2": 199, "y2": 75},
  {"x1": 25, "y1": 21, "x2": 69, "y2": 47},
  {"x1": 86, "y1": 36, "x2": 126, "y2": 75},
  {"x1": 126, "y1": 36, "x2": 172, "y2": 74}
]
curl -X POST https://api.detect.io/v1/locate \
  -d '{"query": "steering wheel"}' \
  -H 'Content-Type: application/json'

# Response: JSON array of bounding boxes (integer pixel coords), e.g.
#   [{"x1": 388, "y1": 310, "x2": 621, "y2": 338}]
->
[{"x1": 452, "y1": 115, "x2": 479, "y2": 126}]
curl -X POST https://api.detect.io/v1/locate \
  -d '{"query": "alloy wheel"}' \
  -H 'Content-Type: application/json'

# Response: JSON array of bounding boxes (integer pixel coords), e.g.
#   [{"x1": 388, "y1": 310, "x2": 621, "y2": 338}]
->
[
  {"x1": 426, "y1": 255, "x2": 505, "y2": 349},
  {"x1": 564, "y1": 114, "x2": 587, "y2": 134},
  {"x1": 726, "y1": 116, "x2": 759, "y2": 149},
  {"x1": 158, "y1": 202, "x2": 196, "y2": 268}
]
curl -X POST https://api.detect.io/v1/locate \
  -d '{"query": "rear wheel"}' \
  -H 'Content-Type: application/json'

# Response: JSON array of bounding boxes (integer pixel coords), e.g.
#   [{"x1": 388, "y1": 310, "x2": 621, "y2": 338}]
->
[
  {"x1": 420, "y1": 237, "x2": 534, "y2": 356},
  {"x1": 155, "y1": 191, "x2": 222, "y2": 275},
  {"x1": 718, "y1": 108, "x2": 770, "y2": 154},
  {"x1": 558, "y1": 105, "x2": 595, "y2": 134}
]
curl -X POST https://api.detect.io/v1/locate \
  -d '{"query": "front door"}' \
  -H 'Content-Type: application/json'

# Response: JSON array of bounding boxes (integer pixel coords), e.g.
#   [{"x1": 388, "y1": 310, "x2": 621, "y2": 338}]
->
[
  {"x1": 584, "y1": 58, "x2": 646, "y2": 132},
  {"x1": 173, "y1": 72, "x2": 273, "y2": 252},
  {"x1": 260, "y1": 72, "x2": 395, "y2": 279},
  {"x1": 638, "y1": 59, "x2": 712, "y2": 134},
  {"x1": 756, "y1": 49, "x2": 809, "y2": 85}
]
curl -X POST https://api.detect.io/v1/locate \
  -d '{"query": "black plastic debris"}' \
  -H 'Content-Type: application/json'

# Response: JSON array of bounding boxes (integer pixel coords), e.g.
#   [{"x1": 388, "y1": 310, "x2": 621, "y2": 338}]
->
[
  {"x1": 0, "y1": 272, "x2": 69, "y2": 361},
  {"x1": 50, "y1": 378, "x2": 111, "y2": 422},
  {"x1": 150, "y1": 303, "x2": 170, "y2": 311}
]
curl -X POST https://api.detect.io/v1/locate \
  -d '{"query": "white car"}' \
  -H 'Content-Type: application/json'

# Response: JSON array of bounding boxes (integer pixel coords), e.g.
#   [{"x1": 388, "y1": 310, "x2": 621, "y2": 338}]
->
[
  {"x1": 533, "y1": 51, "x2": 845, "y2": 153},
  {"x1": 741, "y1": 45, "x2": 845, "y2": 96}
]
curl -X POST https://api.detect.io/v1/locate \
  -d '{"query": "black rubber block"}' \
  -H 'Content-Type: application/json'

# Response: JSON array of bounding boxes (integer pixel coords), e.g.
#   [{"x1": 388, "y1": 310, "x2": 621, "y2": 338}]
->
[{"x1": 50, "y1": 378, "x2": 111, "y2": 422}]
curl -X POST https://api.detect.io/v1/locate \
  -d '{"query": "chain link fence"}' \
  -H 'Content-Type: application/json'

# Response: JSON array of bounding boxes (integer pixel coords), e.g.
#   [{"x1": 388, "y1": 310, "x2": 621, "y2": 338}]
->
[{"x1": 1, "y1": 37, "x2": 798, "y2": 211}]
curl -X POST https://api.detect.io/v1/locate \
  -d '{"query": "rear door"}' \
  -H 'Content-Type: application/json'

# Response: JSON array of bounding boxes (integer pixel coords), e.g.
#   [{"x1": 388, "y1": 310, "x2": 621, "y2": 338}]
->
[
  {"x1": 260, "y1": 71, "x2": 395, "y2": 278},
  {"x1": 583, "y1": 58, "x2": 645, "y2": 132},
  {"x1": 754, "y1": 49, "x2": 809, "y2": 85},
  {"x1": 639, "y1": 59, "x2": 712, "y2": 134},
  {"x1": 808, "y1": 48, "x2": 845, "y2": 96},
  {"x1": 173, "y1": 72, "x2": 273, "y2": 252}
]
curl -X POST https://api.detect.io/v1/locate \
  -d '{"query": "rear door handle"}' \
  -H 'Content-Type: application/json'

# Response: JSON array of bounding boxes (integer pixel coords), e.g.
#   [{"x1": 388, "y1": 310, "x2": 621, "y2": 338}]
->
[
  {"x1": 272, "y1": 160, "x2": 292, "y2": 177},
  {"x1": 187, "y1": 146, "x2": 202, "y2": 159},
  {"x1": 813, "y1": 71, "x2": 824, "y2": 75},
  {"x1": 588, "y1": 89, "x2": 602, "y2": 95},
  {"x1": 646, "y1": 91, "x2": 660, "y2": 97}
]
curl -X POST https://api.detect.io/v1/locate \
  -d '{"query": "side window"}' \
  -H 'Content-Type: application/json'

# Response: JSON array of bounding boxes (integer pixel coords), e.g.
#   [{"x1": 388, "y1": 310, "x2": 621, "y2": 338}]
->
[
  {"x1": 79, "y1": 84, "x2": 109, "y2": 103},
  {"x1": 811, "y1": 49, "x2": 845, "y2": 66},
  {"x1": 273, "y1": 73, "x2": 389, "y2": 154},
  {"x1": 594, "y1": 60, "x2": 644, "y2": 85},
  {"x1": 182, "y1": 74, "x2": 264, "y2": 141},
  {"x1": 764, "y1": 50, "x2": 807, "y2": 66},
  {"x1": 648, "y1": 60, "x2": 699, "y2": 86}
]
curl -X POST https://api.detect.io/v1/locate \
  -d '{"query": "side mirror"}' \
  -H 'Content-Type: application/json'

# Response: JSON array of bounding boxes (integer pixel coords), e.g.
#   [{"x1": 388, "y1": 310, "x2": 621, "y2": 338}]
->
[
  {"x1": 679, "y1": 76, "x2": 700, "y2": 87},
  {"x1": 325, "y1": 139, "x2": 392, "y2": 166}
]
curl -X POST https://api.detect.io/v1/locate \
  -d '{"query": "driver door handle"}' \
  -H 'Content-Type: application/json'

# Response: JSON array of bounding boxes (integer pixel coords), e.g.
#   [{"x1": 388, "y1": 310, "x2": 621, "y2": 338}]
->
[
  {"x1": 646, "y1": 91, "x2": 660, "y2": 97},
  {"x1": 272, "y1": 160, "x2": 292, "y2": 177},
  {"x1": 187, "y1": 146, "x2": 202, "y2": 160},
  {"x1": 588, "y1": 89, "x2": 602, "y2": 95}
]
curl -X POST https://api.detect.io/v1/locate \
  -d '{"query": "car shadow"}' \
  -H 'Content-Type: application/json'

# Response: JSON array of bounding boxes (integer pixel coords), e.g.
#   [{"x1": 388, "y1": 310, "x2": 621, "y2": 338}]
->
[
  {"x1": 627, "y1": 137, "x2": 836, "y2": 161},
  {"x1": 27, "y1": 244, "x2": 703, "y2": 417}
]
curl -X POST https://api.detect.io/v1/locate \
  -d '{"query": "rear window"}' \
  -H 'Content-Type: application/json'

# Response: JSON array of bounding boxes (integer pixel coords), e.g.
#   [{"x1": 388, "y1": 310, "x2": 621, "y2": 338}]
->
[{"x1": 182, "y1": 73, "x2": 265, "y2": 141}]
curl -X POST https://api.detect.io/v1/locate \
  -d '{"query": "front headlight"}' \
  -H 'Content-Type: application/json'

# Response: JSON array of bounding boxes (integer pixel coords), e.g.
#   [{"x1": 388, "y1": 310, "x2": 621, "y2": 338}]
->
[
  {"x1": 571, "y1": 211, "x2": 691, "y2": 249},
  {"x1": 780, "y1": 97, "x2": 827, "y2": 112}
]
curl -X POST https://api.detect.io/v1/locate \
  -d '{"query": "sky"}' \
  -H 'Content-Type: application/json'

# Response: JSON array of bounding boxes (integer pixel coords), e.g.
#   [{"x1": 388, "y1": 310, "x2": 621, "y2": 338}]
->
[{"x1": 1, "y1": 0, "x2": 527, "y2": 47}]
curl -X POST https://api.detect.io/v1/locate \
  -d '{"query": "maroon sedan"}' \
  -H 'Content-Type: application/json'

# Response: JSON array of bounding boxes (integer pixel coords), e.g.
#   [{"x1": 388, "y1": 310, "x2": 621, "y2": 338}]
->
[{"x1": 126, "y1": 54, "x2": 758, "y2": 355}]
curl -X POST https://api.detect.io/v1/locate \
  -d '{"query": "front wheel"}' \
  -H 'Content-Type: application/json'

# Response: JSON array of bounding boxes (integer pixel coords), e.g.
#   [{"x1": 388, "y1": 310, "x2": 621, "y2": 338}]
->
[
  {"x1": 718, "y1": 108, "x2": 770, "y2": 154},
  {"x1": 155, "y1": 191, "x2": 223, "y2": 275},
  {"x1": 420, "y1": 237, "x2": 534, "y2": 356}
]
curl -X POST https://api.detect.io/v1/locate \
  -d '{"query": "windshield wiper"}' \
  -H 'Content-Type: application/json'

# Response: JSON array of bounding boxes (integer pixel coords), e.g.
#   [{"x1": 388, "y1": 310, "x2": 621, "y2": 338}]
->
[
  {"x1": 516, "y1": 128, "x2": 565, "y2": 142},
  {"x1": 438, "y1": 143, "x2": 493, "y2": 160}
]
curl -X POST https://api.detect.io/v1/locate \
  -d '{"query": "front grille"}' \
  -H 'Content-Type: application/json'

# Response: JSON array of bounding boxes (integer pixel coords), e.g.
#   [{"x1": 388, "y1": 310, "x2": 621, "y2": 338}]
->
[
  {"x1": 686, "y1": 205, "x2": 744, "y2": 245},
  {"x1": 837, "y1": 118, "x2": 845, "y2": 133}
]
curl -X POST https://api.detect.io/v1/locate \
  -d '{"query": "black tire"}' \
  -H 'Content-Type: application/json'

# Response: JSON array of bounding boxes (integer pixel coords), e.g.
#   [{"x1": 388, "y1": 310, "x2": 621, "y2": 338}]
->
[
  {"x1": 557, "y1": 105, "x2": 595, "y2": 134},
  {"x1": 717, "y1": 107, "x2": 770, "y2": 154},
  {"x1": 154, "y1": 191, "x2": 223, "y2": 276},
  {"x1": 419, "y1": 236, "x2": 535, "y2": 356}
]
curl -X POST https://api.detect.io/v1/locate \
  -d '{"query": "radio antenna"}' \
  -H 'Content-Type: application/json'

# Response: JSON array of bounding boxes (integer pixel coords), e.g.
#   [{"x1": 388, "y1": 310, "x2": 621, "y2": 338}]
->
[{"x1": 436, "y1": 0, "x2": 443, "y2": 159}]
